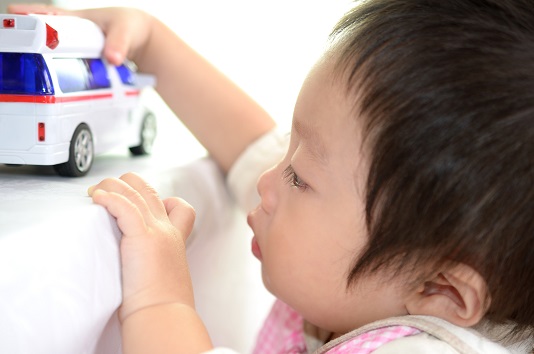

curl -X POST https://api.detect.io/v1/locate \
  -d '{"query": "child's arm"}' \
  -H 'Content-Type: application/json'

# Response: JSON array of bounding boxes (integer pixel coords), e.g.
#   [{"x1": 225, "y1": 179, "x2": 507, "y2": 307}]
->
[
  {"x1": 8, "y1": 4, "x2": 277, "y2": 173},
  {"x1": 88, "y1": 172, "x2": 213, "y2": 353}
]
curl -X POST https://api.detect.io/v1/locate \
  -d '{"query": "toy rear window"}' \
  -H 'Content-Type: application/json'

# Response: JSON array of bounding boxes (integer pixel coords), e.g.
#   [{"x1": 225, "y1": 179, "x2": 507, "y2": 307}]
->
[
  {"x1": 54, "y1": 58, "x2": 111, "y2": 93},
  {"x1": 0, "y1": 53, "x2": 54, "y2": 95}
]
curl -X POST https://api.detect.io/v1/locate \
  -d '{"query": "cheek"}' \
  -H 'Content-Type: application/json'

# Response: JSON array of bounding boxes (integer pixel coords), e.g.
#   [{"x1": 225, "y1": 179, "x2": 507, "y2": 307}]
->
[
  {"x1": 259, "y1": 210, "x2": 311, "y2": 295},
  {"x1": 261, "y1": 208, "x2": 359, "y2": 299}
]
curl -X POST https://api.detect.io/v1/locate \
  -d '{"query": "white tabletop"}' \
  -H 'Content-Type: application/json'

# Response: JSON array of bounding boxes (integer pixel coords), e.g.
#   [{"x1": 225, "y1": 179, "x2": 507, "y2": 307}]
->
[{"x1": 0, "y1": 127, "x2": 274, "y2": 353}]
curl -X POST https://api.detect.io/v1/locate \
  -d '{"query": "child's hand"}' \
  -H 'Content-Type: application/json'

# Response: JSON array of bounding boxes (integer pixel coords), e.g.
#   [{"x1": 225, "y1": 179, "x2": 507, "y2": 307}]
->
[
  {"x1": 7, "y1": 4, "x2": 153, "y2": 66},
  {"x1": 88, "y1": 173, "x2": 196, "y2": 323}
]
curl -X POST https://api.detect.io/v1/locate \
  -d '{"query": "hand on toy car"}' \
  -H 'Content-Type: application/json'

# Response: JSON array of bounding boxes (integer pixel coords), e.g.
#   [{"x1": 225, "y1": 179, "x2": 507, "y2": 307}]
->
[{"x1": 8, "y1": 4, "x2": 152, "y2": 66}]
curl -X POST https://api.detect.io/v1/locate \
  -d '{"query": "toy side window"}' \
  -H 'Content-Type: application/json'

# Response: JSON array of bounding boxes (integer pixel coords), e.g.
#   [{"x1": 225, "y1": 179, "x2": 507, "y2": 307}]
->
[
  {"x1": 115, "y1": 63, "x2": 136, "y2": 86},
  {"x1": 54, "y1": 58, "x2": 111, "y2": 93},
  {"x1": 54, "y1": 58, "x2": 89, "y2": 93},
  {"x1": 0, "y1": 52, "x2": 54, "y2": 95},
  {"x1": 85, "y1": 59, "x2": 111, "y2": 90}
]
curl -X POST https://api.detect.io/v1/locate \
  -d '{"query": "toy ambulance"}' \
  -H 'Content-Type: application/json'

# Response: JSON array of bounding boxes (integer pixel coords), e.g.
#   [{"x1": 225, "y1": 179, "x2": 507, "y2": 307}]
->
[{"x1": 0, "y1": 14, "x2": 156, "y2": 176}]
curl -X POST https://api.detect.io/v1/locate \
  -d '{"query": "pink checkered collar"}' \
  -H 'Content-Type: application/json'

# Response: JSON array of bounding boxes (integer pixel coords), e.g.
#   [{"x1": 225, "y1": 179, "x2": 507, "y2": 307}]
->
[{"x1": 253, "y1": 300, "x2": 421, "y2": 354}]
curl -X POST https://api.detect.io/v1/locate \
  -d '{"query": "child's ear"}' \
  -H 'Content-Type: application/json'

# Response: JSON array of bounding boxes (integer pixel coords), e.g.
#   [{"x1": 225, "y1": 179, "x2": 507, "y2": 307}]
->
[{"x1": 405, "y1": 264, "x2": 489, "y2": 327}]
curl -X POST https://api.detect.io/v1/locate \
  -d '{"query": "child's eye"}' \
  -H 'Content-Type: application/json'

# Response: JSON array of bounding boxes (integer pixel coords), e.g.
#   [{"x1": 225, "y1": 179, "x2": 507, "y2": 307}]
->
[{"x1": 283, "y1": 165, "x2": 308, "y2": 191}]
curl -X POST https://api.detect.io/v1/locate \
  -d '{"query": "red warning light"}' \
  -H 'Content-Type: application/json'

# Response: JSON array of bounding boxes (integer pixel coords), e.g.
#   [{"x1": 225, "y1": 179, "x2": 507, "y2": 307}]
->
[
  {"x1": 45, "y1": 23, "x2": 59, "y2": 49},
  {"x1": 3, "y1": 19, "x2": 15, "y2": 28}
]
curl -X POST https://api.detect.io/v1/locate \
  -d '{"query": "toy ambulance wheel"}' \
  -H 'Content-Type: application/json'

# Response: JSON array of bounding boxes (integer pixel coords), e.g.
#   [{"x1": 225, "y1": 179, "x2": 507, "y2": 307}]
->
[
  {"x1": 54, "y1": 124, "x2": 94, "y2": 177},
  {"x1": 129, "y1": 112, "x2": 157, "y2": 156}
]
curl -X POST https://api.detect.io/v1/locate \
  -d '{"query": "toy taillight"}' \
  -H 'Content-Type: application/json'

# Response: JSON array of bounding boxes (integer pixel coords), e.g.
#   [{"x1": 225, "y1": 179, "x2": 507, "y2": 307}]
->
[
  {"x1": 38, "y1": 123, "x2": 45, "y2": 141},
  {"x1": 3, "y1": 19, "x2": 15, "y2": 28},
  {"x1": 45, "y1": 24, "x2": 59, "y2": 50}
]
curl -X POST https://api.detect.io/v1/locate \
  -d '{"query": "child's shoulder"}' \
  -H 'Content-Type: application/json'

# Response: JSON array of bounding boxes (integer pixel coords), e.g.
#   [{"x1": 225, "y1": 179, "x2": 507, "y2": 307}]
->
[
  {"x1": 373, "y1": 332, "x2": 460, "y2": 354},
  {"x1": 317, "y1": 316, "x2": 531, "y2": 354}
]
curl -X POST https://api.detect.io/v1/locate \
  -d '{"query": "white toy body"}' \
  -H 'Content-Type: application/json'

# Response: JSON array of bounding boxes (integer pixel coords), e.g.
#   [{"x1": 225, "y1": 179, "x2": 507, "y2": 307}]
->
[{"x1": 0, "y1": 14, "x2": 156, "y2": 176}]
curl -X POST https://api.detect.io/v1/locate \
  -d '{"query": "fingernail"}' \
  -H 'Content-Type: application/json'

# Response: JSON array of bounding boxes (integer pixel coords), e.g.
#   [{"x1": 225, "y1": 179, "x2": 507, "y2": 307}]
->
[
  {"x1": 106, "y1": 49, "x2": 124, "y2": 66},
  {"x1": 87, "y1": 185, "x2": 95, "y2": 196}
]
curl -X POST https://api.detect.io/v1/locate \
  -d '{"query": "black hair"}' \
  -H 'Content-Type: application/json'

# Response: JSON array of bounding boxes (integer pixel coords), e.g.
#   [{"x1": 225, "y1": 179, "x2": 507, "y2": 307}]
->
[{"x1": 331, "y1": 0, "x2": 534, "y2": 335}]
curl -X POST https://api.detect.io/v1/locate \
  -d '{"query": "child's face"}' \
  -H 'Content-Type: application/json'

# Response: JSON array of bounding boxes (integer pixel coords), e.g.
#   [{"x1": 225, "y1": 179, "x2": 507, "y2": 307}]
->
[{"x1": 247, "y1": 55, "x2": 410, "y2": 334}]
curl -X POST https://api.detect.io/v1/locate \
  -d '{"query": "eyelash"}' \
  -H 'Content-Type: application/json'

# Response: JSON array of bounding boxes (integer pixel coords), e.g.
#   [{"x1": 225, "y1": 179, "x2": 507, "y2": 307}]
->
[{"x1": 283, "y1": 165, "x2": 308, "y2": 191}]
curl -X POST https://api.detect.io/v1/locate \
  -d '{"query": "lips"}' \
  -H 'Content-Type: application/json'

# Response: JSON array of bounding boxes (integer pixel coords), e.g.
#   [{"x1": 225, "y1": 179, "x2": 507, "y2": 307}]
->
[
  {"x1": 251, "y1": 236, "x2": 262, "y2": 260},
  {"x1": 247, "y1": 210, "x2": 263, "y2": 261}
]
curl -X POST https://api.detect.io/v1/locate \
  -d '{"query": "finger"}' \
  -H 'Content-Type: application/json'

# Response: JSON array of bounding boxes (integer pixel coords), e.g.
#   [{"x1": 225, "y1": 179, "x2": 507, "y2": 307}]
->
[
  {"x1": 89, "y1": 177, "x2": 154, "y2": 222},
  {"x1": 91, "y1": 189, "x2": 147, "y2": 237},
  {"x1": 119, "y1": 172, "x2": 167, "y2": 219},
  {"x1": 7, "y1": 4, "x2": 70, "y2": 15},
  {"x1": 101, "y1": 24, "x2": 130, "y2": 65},
  {"x1": 5, "y1": 4, "x2": 125, "y2": 65},
  {"x1": 163, "y1": 197, "x2": 196, "y2": 241},
  {"x1": 74, "y1": 8, "x2": 134, "y2": 65}
]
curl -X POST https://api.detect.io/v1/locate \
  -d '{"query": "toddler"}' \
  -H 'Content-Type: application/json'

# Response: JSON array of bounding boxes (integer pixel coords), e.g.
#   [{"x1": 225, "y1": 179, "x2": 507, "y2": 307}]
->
[{"x1": 10, "y1": 1, "x2": 534, "y2": 353}]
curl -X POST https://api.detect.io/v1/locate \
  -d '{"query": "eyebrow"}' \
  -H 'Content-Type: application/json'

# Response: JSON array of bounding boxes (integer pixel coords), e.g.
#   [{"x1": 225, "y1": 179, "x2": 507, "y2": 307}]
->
[{"x1": 293, "y1": 120, "x2": 328, "y2": 163}]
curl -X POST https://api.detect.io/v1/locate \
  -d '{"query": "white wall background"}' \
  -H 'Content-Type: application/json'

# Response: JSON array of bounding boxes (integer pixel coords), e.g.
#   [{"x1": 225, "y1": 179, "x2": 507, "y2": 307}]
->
[{"x1": 54, "y1": 0, "x2": 353, "y2": 149}]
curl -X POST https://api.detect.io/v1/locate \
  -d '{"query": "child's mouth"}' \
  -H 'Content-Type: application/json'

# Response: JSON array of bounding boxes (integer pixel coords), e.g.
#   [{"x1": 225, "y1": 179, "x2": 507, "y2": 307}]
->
[{"x1": 251, "y1": 236, "x2": 262, "y2": 260}]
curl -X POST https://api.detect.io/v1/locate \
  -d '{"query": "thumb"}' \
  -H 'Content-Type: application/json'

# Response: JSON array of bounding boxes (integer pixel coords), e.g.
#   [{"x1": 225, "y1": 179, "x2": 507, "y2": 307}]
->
[
  {"x1": 72, "y1": 8, "x2": 133, "y2": 65},
  {"x1": 163, "y1": 197, "x2": 196, "y2": 242},
  {"x1": 72, "y1": 7, "x2": 153, "y2": 66},
  {"x1": 99, "y1": 22, "x2": 131, "y2": 65}
]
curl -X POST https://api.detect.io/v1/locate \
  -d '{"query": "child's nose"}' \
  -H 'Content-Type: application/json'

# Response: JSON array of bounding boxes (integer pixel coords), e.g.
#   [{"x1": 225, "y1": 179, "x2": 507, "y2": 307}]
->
[{"x1": 257, "y1": 165, "x2": 278, "y2": 214}]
